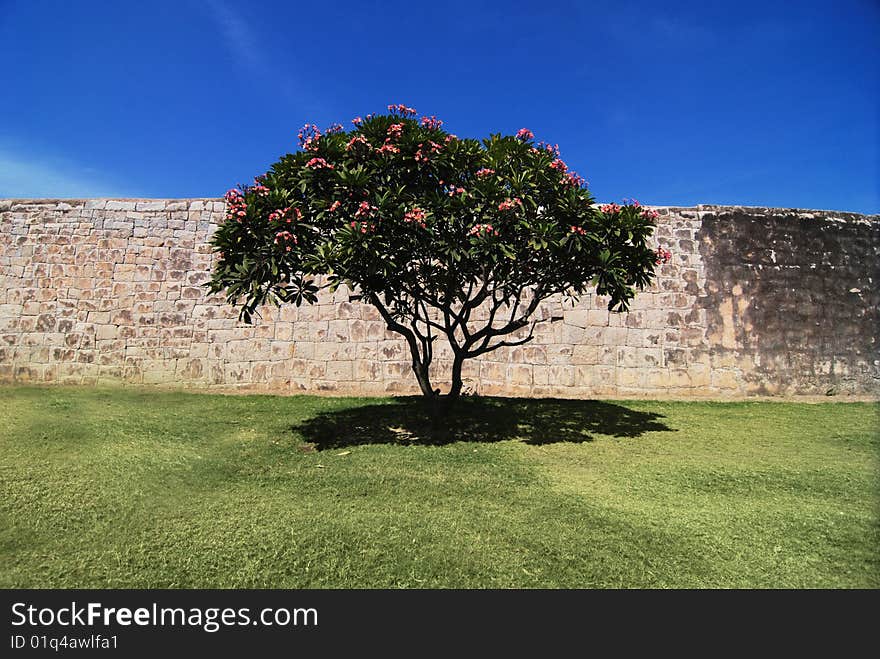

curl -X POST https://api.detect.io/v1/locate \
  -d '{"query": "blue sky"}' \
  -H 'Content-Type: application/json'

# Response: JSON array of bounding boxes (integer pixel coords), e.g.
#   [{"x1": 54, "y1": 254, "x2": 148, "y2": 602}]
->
[{"x1": 1, "y1": 0, "x2": 877, "y2": 213}]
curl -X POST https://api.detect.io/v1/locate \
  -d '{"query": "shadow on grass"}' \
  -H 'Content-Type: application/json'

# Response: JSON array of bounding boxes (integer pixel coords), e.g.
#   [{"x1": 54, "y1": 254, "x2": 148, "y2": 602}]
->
[{"x1": 293, "y1": 396, "x2": 674, "y2": 449}]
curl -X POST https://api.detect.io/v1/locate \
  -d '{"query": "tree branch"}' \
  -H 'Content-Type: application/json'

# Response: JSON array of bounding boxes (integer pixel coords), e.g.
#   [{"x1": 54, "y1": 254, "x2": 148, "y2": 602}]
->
[
  {"x1": 465, "y1": 319, "x2": 538, "y2": 358},
  {"x1": 369, "y1": 293, "x2": 424, "y2": 367}
]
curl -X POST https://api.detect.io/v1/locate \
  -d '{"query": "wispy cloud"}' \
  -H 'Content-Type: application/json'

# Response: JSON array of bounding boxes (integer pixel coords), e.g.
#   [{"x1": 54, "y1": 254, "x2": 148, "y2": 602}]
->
[
  {"x1": 203, "y1": 0, "x2": 325, "y2": 113},
  {"x1": 205, "y1": 0, "x2": 265, "y2": 72},
  {"x1": 0, "y1": 148, "x2": 136, "y2": 198}
]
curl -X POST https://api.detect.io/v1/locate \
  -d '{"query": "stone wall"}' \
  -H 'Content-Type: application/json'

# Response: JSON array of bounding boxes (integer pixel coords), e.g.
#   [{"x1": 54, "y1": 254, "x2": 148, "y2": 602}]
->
[{"x1": 0, "y1": 199, "x2": 877, "y2": 398}]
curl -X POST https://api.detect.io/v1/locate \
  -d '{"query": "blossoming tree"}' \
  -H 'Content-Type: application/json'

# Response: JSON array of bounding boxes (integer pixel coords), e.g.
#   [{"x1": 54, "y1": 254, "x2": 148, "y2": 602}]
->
[{"x1": 209, "y1": 105, "x2": 668, "y2": 399}]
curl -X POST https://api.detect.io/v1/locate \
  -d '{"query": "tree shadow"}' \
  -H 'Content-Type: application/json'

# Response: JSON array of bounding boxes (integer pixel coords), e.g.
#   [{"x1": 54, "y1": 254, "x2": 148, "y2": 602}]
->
[{"x1": 293, "y1": 396, "x2": 674, "y2": 450}]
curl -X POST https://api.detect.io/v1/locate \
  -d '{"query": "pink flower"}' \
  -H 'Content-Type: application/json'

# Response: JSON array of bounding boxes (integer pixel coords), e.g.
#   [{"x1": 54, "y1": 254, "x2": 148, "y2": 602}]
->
[
  {"x1": 641, "y1": 208, "x2": 659, "y2": 221},
  {"x1": 516, "y1": 128, "x2": 534, "y2": 140},
  {"x1": 562, "y1": 172, "x2": 585, "y2": 187},
  {"x1": 420, "y1": 115, "x2": 443, "y2": 130},
  {"x1": 468, "y1": 223, "x2": 499, "y2": 237},
  {"x1": 354, "y1": 201, "x2": 378, "y2": 218},
  {"x1": 387, "y1": 123, "x2": 404, "y2": 140},
  {"x1": 269, "y1": 207, "x2": 301, "y2": 223},
  {"x1": 350, "y1": 220, "x2": 375, "y2": 234},
  {"x1": 498, "y1": 197, "x2": 522, "y2": 212},
  {"x1": 549, "y1": 158, "x2": 568, "y2": 172},
  {"x1": 600, "y1": 203, "x2": 621, "y2": 215},
  {"x1": 305, "y1": 157, "x2": 334, "y2": 169},
  {"x1": 475, "y1": 168, "x2": 495, "y2": 178},
  {"x1": 274, "y1": 230, "x2": 297, "y2": 246},
  {"x1": 403, "y1": 207, "x2": 427, "y2": 229},
  {"x1": 445, "y1": 134, "x2": 458, "y2": 143},
  {"x1": 351, "y1": 116, "x2": 363, "y2": 126},
  {"x1": 329, "y1": 200, "x2": 341, "y2": 212},
  {"x1": 655, "y1": 247, "x2": 672, "y2": 264},
  {"x1": 346, "y1": 135, "x2": 370, "y2": 151},
  {"x1": 297, "y1": 123, "x2": 322, "y2": 151},
  {"x1": 224, "y1": 188, "x2": 248, "y2": 222},
  {"x1": 378, "y1": 140, "x2": 400, "y2": 154},
  {"x1": 252, "y1": 184, "x2": 270, "y2": 196},
  {"x1": 569, "y1": 225, "x2": 586, "y2": 235},
  {"x1": 387, "y1": 103, "x2": 417, "y2": 116},
  {"x1": 326, "y1": 123, "x2": 344, "y2": 134}
]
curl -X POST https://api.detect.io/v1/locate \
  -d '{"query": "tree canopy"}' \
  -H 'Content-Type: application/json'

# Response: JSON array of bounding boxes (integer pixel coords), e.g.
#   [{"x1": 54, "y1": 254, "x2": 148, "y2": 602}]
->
[{"x1": 208, "y1": 105, "x2": 667, "y2": 398}]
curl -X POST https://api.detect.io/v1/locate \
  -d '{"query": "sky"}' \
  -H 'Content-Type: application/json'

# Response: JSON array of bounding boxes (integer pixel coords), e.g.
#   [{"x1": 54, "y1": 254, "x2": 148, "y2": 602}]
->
[{"x1": 0, "y1": 0, "x2": 877, "y2": 213}]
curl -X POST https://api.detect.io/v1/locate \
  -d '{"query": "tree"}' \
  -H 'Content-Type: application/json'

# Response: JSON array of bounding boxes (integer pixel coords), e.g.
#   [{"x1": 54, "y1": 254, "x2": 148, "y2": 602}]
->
[{"x1": 208, "y1": 104, "x2": 667, "y2": 400}]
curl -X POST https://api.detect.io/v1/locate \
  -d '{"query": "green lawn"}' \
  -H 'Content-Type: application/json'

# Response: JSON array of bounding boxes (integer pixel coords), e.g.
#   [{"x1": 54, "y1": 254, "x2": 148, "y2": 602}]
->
[{"x1": 1, "y1": 386, "x2": 877, "y2": 588}]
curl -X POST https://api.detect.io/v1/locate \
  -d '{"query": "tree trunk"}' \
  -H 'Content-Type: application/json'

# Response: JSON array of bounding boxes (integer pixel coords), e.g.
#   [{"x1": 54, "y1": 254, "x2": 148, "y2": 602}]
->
[
  {"x1": 447, "y1": 354, "x2": 465, "y2": 399},
  {"x1": 411, "y1": 361, "x2": 435, "y2": 398}
]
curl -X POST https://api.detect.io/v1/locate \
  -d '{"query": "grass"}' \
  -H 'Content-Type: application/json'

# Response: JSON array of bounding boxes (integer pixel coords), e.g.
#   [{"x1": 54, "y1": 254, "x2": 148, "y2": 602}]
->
[{"x1": 0, "y1": 385, "x2": 877, "y2": 588}]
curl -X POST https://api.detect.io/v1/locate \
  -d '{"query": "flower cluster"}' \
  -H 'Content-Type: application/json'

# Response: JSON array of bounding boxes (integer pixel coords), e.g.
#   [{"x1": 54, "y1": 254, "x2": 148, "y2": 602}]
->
[
  {"x1": 516, "y1": 128, "x2": 534, "y2": 140},
  {"x1": 298, "y1": 123, "x2": 322, "y2": 151},
  {"x1": 445, "y1": 185, "x2": 466, "y2": 197},
  {"x1": 415, "y1": 140, "x2": 443, "y2": 163},
  {"x1": 268, "y1": 207, "x2": 301, "y2": 224},
  {"x1": 274, "y1": 230, "x2": 297, "y2": 250},
  {"x1": 224, "y1": 188, "x2": 247, "y2": 221},
  {"x1": 570, "y1": 225, "x2": 586, "y2": 235},
  {"x1": 350, "y1": 220, "x2": 375, "y2": 234},
  {"x1": 420, "y1": 115, "x2": 443, "y2": 130},
  {"x1": 475, "y1": 168, "x2": 495, "y2": 178},
  {"x1": 346, "y1": 135, "x2": 370, "y2": 151},
  {"x1": 328, "y1": 200, "x2": 341, "y2": 212},
  {"x1": 403, "y1": 207, "x2": 427, "y2": 229},
  {"x1": 354, "y1": 201, "x2": 378, "y2": 218},
  {"x1": 549, "y1": 158, "x2": 568, "y2": 172},
  {"x1": 387, "y1": 123, "x2": 404, "y2": 140},
  {"x1": 641, "y1": 208, "x2": 660, "y2": 220},
  {"x1": 377, "y1": 141, "x2": 401, "y2": 155},
  {"x1": 498, "y1": 197, "x2": 523, "y2": 212},
  {"x1": 305, "y1": 157, "x2": 334, "y2": 170},
  {"x1": 600, "y1": 203, "x2": 622, "y2": 215},
  {"x1": 252, "y1": 184, "x2": 270, "y2": 196},
  {"x1": 538, "y1": 142, "x2": 561, "y2": 155},
  {"x1": 388, "y1": 103, "x2": 417, "y2": 116},
  {"x1": 445, "y1": 134, "x2": 458, "y2": 143},
  {"x1": 351, "y1": 116, "x2": 363, "y2": 126},
  {"x1": 326, "y1": 123, "x2": 344, "y2": 134},
  {"x1": 468, "y1": 223, "x2": 499, "y2": 237},
  {"x1": 562, "y1": 172, "x2": 585, "y2": 187},
  {"x1": 655, "y1": 247, "x2": 673, "y2": 264}
]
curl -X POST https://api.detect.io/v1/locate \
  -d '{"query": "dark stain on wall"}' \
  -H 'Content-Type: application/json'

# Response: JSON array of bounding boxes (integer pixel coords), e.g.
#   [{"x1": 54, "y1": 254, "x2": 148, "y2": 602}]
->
[{"x1": 696, "y1": 208, "x2": 879, "y2": 394}]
